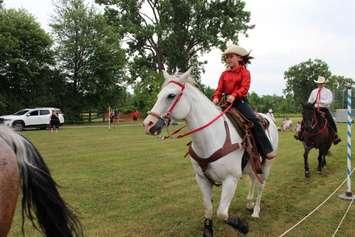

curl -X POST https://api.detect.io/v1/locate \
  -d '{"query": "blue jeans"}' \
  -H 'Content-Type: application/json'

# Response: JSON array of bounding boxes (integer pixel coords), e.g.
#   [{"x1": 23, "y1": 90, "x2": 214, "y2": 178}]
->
[{"x1": 233, "y1": 99, "x2": 274, "y2": 156}]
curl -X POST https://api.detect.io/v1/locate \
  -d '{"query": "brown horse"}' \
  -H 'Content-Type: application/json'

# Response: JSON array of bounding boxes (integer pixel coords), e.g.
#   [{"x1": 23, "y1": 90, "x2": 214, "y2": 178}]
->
[
  {"x1": 301, "y1": 103, "x2": 334, "y2": 177},
  {"x1": 0, "y1": 126, "x2": 82, "y2": 237}
]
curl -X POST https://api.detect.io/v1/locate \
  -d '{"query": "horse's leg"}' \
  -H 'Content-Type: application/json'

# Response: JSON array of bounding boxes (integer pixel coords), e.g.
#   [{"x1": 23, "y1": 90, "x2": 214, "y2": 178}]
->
[
  {"x1": 317, "y1": 150, "x2": 323, "y2": 173},
  {"x1": 251, "y1": 159, "x2": 273, "y2": 218},
  {"x1": 217, "y1": 176, "x2": 237, "y2": 220},
  {"x1": 318, "y1": 143, "x2": 331, "y2": 172},
  {"x1": 246, "y1": 175, "x2": 256, "y2": 211},
  {"x1": 217, "y1": 176, "x2": 249, "y2": 234},
  {"x1": 0, "y1": 147, "x2": 20, "y2": 237},
  {"x1": 304, "y1": 146, "x2": 311, "y2": 178},
  {"x1": 323, "y1": 144, "x2": 332, "y2": 168},
  {"x1": 195, "y1": 173, "x2": 213, "y2": 237}
]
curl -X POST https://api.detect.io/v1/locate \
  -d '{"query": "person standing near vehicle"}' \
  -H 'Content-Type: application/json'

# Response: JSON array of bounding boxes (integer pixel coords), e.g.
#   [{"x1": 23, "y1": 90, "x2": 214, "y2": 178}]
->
[{"x1": 49, "y1": 111, "x2": 60, "y2": 132}]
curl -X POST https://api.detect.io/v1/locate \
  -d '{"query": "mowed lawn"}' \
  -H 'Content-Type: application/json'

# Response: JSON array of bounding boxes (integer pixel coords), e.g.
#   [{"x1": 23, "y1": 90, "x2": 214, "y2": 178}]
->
[{"x1": 8, "y1": 121, "x2": 355, "y2": 237}]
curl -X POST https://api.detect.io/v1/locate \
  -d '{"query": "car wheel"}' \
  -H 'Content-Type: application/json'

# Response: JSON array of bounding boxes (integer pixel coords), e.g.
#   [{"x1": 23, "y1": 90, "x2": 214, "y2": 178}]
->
[{"x1": 13, "y1": 121, "x2": 24, "y2": 131}]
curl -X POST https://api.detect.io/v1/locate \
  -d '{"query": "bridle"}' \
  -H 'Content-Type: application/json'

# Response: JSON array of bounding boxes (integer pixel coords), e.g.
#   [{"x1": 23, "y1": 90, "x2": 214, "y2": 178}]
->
[
  {"x1": 147, "y1": 80, "x2": 232, "y2": 139},
  {"x1": 148, "y1": 80, "x2": 186, "y2": 125},
  {"x1": 303, "y1": 107, "x2": 328, "y2": 137}
]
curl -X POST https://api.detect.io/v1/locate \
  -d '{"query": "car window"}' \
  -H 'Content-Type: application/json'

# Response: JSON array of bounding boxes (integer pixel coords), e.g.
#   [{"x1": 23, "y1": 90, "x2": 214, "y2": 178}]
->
[
  {"x1": 40, "y1": 110, "x2": 50, "y2": 115},
  {"x1": 29, "y1": 110, "x2": 39, "y2": 116},
  {"x1": 14, "y1": 109, "x2": 29, "y2": 115}
]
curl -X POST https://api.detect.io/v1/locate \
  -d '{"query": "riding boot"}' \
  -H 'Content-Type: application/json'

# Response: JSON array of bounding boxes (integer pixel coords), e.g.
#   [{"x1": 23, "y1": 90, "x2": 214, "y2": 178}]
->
[
  {"x1": 333, "y1": 134, "x2": 341, "y2": 145},
  {"x1": 328, "y1": 126, "x2": 341, "y2": 145}
]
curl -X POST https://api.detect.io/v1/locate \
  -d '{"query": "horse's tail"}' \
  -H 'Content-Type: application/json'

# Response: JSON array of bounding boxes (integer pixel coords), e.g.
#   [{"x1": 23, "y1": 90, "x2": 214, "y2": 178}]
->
[{"x1": 0, "y1": 126, "x2": 83, "y2": 237}]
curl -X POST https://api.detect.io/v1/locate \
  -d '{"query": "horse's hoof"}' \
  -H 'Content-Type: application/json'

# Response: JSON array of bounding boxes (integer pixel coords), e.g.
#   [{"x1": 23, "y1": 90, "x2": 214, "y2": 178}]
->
[
  {"x1": 305, "y1": 171, "x2": 310, "y2": 178},
  {"x1": 203, "y1": 229, "x2": 213, "y2": 237},
  {"x1": 225, "y1": 216, "x2": 249, "y2": 234},
  {"x1": 203, "y1": 219, "x2": 213, "y2": 237},
  {"x1": 246, "y1": 207, "x2": 254, "y2": 213}
]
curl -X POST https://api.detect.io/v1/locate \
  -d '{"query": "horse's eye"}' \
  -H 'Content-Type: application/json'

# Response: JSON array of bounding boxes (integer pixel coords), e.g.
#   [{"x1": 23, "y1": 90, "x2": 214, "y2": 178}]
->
[{"x1": 167, "y1": 94, "x2": 176, "y2": 100}]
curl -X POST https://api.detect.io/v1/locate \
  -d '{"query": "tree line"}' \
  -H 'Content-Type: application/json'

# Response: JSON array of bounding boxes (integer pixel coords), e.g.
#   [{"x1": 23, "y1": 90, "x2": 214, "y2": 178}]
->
[{"x1": 0, "y1": 0, "x2": 353, "y2": 122}]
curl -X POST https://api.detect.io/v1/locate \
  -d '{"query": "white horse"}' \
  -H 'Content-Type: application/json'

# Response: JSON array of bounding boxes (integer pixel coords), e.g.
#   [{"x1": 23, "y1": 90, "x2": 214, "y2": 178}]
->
[{"x1": 143, "y1": 70, "x2": 279, "y2": 236}]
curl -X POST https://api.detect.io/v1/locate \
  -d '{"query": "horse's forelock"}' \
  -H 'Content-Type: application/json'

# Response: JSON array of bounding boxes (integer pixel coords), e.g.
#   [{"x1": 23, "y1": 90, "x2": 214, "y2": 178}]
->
[
  {"x1": 303, "y1": 103, "x2": 315, "y2": 111},
  {"x1": 162, "y1": 71, "x2": 196, "y2": 87}
]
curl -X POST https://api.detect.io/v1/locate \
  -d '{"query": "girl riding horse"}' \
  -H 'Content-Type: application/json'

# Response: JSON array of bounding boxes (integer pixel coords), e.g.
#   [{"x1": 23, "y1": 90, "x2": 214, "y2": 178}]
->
[
  {"x1": 144, "y1": 69, "x2": 279, "y2": 236},
  {"x1": 212, "y1": 44, "x2": 276, "y2": 159}
]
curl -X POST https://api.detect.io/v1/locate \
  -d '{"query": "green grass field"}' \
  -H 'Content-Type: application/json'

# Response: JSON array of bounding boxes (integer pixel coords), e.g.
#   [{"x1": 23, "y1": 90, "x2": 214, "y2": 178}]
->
[{"x1": 8, "y1": 121, "x2": 355, "y2": 237}]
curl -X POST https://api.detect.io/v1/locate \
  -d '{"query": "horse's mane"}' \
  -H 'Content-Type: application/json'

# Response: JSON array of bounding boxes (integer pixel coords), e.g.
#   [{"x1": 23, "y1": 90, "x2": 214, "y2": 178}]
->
[
  {"x1": 302, "y1": 103, "x2": 324, "y2": 124},
  {"x1": 162, "y1": 70, "x2": 217, "y2": 108},
  {"x1": 303, "y1": 103, "x2": 315, "y2": 110},
  {"x1": 162, "y1": 71, "x2": 196, "y2": 87}
]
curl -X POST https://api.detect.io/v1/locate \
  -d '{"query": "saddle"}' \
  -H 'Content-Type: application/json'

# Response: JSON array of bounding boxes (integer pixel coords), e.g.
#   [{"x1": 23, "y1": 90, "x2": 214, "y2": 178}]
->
[
  {"x1": 223, "y1": 105, "x2": 270, "y2": 177},
  {"x1": 185, "y1": 101, "x2": 270, "y2": 184}
]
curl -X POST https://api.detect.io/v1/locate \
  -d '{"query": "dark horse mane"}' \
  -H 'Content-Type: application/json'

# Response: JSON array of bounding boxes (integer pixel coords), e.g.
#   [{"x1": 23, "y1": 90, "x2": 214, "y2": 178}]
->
[
  {"x1": 303, "y1": 102, "x2": 315, "y2": 110},
  {"x1": 302, "y1": 103, "x2": 326, "y2": 132}
]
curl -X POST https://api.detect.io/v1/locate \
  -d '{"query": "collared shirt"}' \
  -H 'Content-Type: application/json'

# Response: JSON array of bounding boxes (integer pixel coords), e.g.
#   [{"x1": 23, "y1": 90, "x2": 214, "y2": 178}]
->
[
  {"x1": 308, "y1": 87, "x2": 333, "y2": 108},
  {"x1": 212, "y1": 65, "x2": 251, "y2": 100}
]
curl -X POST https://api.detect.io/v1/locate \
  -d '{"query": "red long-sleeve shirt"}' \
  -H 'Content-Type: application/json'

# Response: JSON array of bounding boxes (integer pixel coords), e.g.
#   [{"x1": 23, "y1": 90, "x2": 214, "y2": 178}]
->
[{"x1": 212, "y1": 65, "x2": 251, "y2": 101}]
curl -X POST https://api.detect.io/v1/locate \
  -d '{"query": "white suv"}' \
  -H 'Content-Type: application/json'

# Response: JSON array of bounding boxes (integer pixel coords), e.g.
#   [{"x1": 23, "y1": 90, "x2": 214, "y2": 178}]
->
[{"x1": 0, "y1": 107, "x2": 64, "y2": 131}]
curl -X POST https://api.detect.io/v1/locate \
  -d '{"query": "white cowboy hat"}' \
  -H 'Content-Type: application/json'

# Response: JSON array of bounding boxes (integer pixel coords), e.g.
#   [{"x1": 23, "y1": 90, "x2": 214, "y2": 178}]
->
[
  {"x1": 314, "y1": 76, "x2": 326, "y2": 84},
  {"x1": 223, "y1": 44, "x2": 249, "y2": 57},
  {"x1": 268, "y1": 109, "x2": 273, "y2": 113}
]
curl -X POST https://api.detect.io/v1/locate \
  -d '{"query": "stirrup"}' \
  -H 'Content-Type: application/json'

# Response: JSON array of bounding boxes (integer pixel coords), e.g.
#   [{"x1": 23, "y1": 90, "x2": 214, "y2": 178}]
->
[{"x1": 334, "y1": 137, "x2": 341, "y2": 145}]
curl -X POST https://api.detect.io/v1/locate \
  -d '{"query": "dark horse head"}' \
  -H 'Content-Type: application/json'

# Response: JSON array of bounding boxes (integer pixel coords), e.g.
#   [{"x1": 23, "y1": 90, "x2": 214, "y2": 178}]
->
[
  {"x1": 302, "y1": 102, "x2": 321, "y2": 131},
  {"x1": 301, "y1": 102, "x2": 333, "y2": 177}
]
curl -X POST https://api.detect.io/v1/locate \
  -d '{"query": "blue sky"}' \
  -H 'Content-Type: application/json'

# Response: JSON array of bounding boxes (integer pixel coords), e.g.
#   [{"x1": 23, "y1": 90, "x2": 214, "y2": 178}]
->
[{"x1": 4, "y1": 0, "x2": 355, "y2": 96}]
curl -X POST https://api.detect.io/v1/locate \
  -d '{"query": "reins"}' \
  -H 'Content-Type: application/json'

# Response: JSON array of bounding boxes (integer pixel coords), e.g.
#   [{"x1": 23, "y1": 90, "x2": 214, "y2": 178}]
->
[
  {"x1": 166, "y1": 104, "x2": 233, "y2": 139},
  {"x1": 303, "y1": 110, "x2": 328, "y2": 137},
  {"x1": 148, "y1": 80, "x2": 233, "y2": 140}
]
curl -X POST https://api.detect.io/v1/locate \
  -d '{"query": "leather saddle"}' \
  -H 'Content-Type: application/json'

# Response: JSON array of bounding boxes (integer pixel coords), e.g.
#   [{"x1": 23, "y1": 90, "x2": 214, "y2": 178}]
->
[{"x1": 222, "y1": 104, "x2": 270, "y2": 175}]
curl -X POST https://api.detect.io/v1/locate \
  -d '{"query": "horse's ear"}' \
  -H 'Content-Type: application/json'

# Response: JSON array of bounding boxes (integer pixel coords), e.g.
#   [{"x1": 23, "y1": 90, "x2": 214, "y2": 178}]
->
[
  {"x1": 163, "y1": 70, "x2": 170, "y2": 80},
  {"x1": 162, "y1": 71, "x2": 172, "y2": 83},
  {"x1": 180, "y1": 68, "x2": 192, "y2": 82}
]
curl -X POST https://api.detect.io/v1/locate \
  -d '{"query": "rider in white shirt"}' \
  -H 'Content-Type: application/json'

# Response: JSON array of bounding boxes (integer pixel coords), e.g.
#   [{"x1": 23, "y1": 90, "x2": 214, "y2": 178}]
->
[
  {"x1": 295, "y1": 76, "x2": 341, "y2": 144},
  {"x1": 308, "y1": 78, "x2": 333, "y2": 108}
]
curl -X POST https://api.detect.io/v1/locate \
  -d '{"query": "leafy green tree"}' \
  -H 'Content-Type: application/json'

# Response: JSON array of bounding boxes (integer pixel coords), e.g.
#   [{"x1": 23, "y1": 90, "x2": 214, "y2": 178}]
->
[
  {"x1": 97, "y1": 0, "x2": 252, "y2": 73},
  {"x1": 96, "y1": 0, "x2": 252, "y2": 113},
  {"x1": 0, "y1": 9, "x2": 55, "y2": 114},
  {"x1": 283, "y1": 59, "x2": 332, "y2": 110},
  {"x1": 247, "y1": 92, "x2": 296, "y2": 113},
  {"x1": 51, "y1": 0, "x2": 126, "y2": 121}
]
